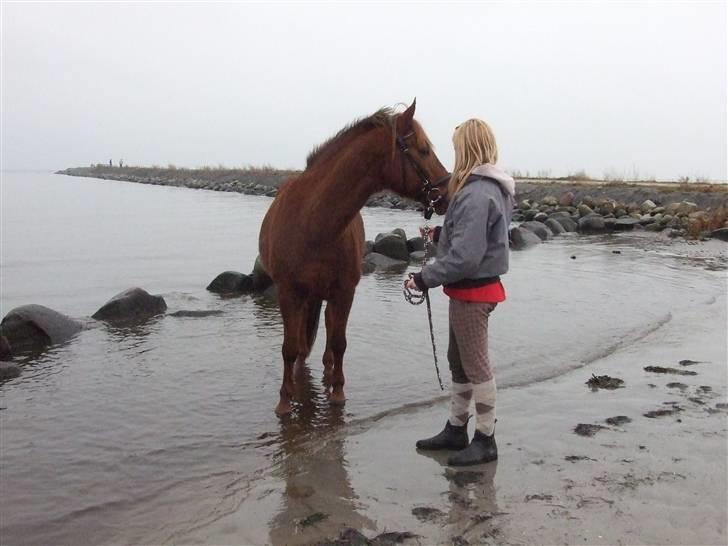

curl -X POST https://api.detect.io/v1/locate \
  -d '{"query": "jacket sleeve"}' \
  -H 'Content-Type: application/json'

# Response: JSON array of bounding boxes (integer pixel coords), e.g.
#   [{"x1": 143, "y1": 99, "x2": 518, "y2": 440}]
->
[{"x1": 419, "y1": 194, "x2": 490, "y2": 288}]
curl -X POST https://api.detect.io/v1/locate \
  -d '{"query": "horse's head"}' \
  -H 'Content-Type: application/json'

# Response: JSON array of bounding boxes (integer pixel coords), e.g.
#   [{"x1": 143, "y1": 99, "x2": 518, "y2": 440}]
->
[{"x1": 389, "y1": 100, "x2": 450, "y2": 218}]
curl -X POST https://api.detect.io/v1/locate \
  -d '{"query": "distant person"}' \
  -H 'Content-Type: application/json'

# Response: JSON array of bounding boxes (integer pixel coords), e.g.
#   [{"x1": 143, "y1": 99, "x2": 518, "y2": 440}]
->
[
  {"x1": 119, "y1": 159, "x2": 124, "y2": 168},
  {"x1": 406, "y1": 118, "x2": 515, "y2": 466},
  {"x1": 109, "y1": 159, "x2": 112, "y2": 168}
]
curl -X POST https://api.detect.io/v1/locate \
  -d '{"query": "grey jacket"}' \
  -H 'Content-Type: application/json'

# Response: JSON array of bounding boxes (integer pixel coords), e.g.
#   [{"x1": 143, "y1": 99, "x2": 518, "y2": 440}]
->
[{"x1": 418, "y1": 165, "x2": 515, "y2": 289}]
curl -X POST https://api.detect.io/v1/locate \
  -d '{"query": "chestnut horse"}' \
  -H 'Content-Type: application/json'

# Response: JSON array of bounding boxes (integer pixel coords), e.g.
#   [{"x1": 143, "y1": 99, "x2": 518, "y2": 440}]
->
[{"x1": 258, "y1": 100, "x2": 447, "y2": 415}]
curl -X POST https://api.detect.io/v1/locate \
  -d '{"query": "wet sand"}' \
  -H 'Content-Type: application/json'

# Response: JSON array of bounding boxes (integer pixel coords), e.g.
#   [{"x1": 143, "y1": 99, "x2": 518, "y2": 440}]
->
[{"x1": 173, "y1": 286, "x2": 727, "y2": 545}]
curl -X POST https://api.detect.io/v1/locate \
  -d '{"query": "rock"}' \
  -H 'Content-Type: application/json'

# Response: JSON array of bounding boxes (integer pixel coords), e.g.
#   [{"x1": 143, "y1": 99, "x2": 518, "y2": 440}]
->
[
  {"x1": 92, "y1": 287, "x2": 167, "y2": 323},
  {"x1": 533, "y1": 212, "x2": 549, "y2": 223},
  {"x1": 639, "y1": 214, "x2": 656, "y2": 225},
  {"x1": 559, "y1": 191, "x2": 575, "y2": 207},
  {"x1": 548, "y1": 213, "x2": 577, "y2": 232},
  {"x1": 614, "y1": 217, "x2": 641, "y2": 230},
  {"x1": 577, "y1": 204, "x2": 594, "y2": 217},
  {"x1": 168, "y1": 310, "x2": 225, "y2": 318},
  {"x1": 206, "y1": 271, "x2": 254, "y2": 294},
  {"x1": 0, "y1": 335, "x2": 11, "y2": 360},
  {"x1": 373, "y1": 233, "x2": 410, "y2": 261},
  {"x1": 578, "y1": 215, "x2": 607, "y2": 232},
  {"x1": 710, "y1": 227, "x2": 728, "y2": 241},
  {"x1": 0, "y1": 362, "x2": 21, "y2": 381},
  {"x1": 597, "y1": 201, "x2": 615, "y2": 216},
  {"x1": 544, "y1": 218, "x2": 566, "y2": 235},
  {"x1": 520, "y1": 221, "x2": 552, "y2": 240},
  {"x1": 392, "y1": 228, "x2": 407, "y2": 241},
  {"x1": 409, "y1": 250, "x2": 426, "y2": 262},
  {"x1": 518, "y1": 199, "x2": 532, "y2": 211},
  {"x1": 614, "y1": 207, "x2": 627, "y2": 218},
  {"x1": 251, "y1": 255, "x2": 273, "y2": 291},
  {"x1": 644, "y1": 223, "x2": 664, "y2": 232},
  {"x1": 364, "y1": 240, "x2": 374, "y2": 255},
  {"x1": 362, "y1": 252, "x2": 408, "y2": 271},
  {"x1": 406, "y1": 237, "x2": 425, "y2": 252},
  {"x1": 0, "y1": 304, "x2": 84, "y2": 355},
  {"x1": 581, "y1": 195, "x2": 596, "y2": 208},
  {"x1": 604, "y1": 218, "x2": 617, "y2": 230},
  {"x1": 640, "y1": 199, "x2": 657, "y2": 213},
  {"x1": 676, "y1": 201, "x2": 698, "y2": 216},
  {"x1": 524, "y1": 209, "x2": 541, "y2": 221},
  {"x1": 665, "y1": 202, "x2": 681, "y2": 215},
  {"x1": 542, "y1": 196, "x2": 558, "y2": 206},
  {"x1": 361, "y1": 259, "x2": 377, "y2": 274},
  {"x1": 509, "y1": 227, "x2": 542, "y2": 250}
]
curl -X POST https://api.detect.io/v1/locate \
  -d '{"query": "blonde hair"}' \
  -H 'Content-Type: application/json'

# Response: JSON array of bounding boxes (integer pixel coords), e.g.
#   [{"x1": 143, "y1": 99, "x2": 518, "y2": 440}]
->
[{"x1": 448, "y1": 119, "x2": 499, "y2": 197}]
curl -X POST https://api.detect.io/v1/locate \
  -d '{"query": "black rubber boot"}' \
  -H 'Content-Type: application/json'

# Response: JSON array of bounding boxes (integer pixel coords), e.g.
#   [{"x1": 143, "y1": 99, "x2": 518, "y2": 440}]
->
[
  {"x1": 416, "y1": 421, "x2": 469, "y2": 451},
  {"x1": 447, "y1": 429, "x2": 497, "y2": 466}
]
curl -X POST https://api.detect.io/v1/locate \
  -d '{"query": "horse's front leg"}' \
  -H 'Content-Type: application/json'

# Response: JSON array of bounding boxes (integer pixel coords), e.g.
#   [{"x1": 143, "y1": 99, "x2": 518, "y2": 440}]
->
[
  {"x1": 276, "y1": 289, "x2": 305, "y2": 416},
  {"x1": 325, "y1": 289, "x2": 355, "y2": 406}
]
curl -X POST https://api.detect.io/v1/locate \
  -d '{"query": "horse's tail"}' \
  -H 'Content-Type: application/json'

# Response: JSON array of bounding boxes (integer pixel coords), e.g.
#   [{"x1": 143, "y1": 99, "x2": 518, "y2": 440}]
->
[{"x1": 304, "y1": 298, "x2": 323, "y2": 358}]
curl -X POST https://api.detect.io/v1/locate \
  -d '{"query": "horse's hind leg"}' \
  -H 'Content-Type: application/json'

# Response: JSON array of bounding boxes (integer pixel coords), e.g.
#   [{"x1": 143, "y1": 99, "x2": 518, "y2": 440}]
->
[
  {"x1": 276, "y1": 288, "x2": 306, "y2": 416},
  {"x1": 325, "y1": 289, "x2": 355, "y2": 406},
  {"x1": 294, "y1": 298, "x2": 322, "y2": 378}
]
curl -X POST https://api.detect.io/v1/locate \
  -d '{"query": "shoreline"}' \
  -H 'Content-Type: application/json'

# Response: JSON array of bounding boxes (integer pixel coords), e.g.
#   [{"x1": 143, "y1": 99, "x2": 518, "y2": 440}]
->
[{"x1": 167, "y1": 281, "x2": 727, "y2": 546}]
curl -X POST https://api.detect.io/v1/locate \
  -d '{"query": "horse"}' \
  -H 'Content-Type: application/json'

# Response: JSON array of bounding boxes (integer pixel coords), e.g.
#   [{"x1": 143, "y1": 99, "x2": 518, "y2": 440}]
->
[{"x1": 258, "y1": 100, "x2": 448, "y2": 416}]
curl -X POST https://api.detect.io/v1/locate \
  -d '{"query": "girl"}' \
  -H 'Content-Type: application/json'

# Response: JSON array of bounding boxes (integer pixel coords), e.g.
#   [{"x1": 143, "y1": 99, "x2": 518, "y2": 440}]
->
[{"x1": 406, "y1": 118, "x2": 515, "y2": 466}]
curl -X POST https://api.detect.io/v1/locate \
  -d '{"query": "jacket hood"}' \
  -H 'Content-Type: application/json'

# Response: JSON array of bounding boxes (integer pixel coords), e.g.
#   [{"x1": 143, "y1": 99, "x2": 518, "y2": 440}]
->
[{"x1": 471, "y1": 164, "x2": 516, "y2": 197}]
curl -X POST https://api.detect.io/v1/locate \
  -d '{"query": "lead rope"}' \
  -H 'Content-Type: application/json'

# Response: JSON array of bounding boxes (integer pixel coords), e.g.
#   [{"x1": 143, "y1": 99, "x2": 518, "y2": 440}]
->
[{"x1": 402, "y1": 226, "x2": 444, "y2": 390}]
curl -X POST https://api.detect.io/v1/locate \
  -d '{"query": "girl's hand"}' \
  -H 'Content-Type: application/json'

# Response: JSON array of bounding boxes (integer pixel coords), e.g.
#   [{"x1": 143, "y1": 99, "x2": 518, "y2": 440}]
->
[{"x1": 404, "y1": 277, "x2": 421, "y2": 291}]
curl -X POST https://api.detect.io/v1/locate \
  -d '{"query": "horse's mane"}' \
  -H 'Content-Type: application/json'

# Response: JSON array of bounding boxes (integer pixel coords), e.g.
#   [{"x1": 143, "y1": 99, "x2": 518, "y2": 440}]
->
[{"x1": 306, "y1": 107, "x2": 396, "y2": 169}]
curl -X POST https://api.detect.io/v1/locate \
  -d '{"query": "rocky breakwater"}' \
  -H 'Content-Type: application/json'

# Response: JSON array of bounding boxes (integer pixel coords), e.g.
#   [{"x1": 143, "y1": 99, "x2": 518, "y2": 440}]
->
[
  {"x1": 57, "y1": 166, "x2": 422, "y2": 212},
  {"x1": 509, "y1": 190, "x2": 728, "y2": 250}
]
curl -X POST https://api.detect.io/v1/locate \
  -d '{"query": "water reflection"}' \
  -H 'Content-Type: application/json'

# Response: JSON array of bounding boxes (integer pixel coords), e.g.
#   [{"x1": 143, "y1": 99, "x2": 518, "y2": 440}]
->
[{"x1": 268, "y1": 362, "x2": 375, "y2": 545}]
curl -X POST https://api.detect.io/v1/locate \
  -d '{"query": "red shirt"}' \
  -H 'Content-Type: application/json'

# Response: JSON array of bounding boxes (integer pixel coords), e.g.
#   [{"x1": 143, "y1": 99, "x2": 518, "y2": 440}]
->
[{"x1": 443, "y1": 280, "x2": 506, "y2": 303}]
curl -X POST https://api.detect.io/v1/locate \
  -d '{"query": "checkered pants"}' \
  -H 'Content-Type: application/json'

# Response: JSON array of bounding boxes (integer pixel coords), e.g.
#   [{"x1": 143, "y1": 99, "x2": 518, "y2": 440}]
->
[
  {"x1": 448, "y1": 300, "x2": 496, "y2": 384},
  {"x1": 447, "y1": 299, "x2": 497, "y2": 434}
]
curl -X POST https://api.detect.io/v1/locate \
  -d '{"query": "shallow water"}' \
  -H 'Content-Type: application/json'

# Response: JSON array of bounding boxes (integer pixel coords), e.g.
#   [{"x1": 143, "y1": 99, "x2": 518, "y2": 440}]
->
[{"x1": 1, "y1": 172, "x2": 726, "y2": 544}]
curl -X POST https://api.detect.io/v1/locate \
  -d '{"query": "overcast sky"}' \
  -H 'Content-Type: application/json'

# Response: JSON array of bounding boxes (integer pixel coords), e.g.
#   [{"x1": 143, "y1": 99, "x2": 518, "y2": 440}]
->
[{"x1": 1, "y1": 1, "x2": 726, "y2": 180}]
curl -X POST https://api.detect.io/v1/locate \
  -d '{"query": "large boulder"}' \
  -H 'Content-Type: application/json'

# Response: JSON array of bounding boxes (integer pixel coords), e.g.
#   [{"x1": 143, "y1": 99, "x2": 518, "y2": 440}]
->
[
  {"x1": 544, "y1": 218, "x2": 566, "y2": 235},
  {"x1": 578, "y1": 215, "x2": 607, "y2": 233},
  {"x1": 520, "y1": 221, "x2": 552, "y2": 241},
  {"x1": 406, "y1": 237, "x2": 425, "y2": 253},
  {"x1": 92, "y1": 287, "x2": 167, "y2": 323},
  {"x1": 373, "y1": 233, "x2": 410, "y2": 261},
  {"x1": 0, "y1": 304, "x2": 84, "y2": 355},
  {"x1": 251, "y1": 255, "x2": 273, "y2": 291},
  {"x1": 363, "y1": 252, "x2": 408, "y2": 271},
  {"x1": 510, "y1": 226, "x2": 542, "y2": 250},
  {"x1": 207, "y1": 271, "x2": 254, "y2": 294}
]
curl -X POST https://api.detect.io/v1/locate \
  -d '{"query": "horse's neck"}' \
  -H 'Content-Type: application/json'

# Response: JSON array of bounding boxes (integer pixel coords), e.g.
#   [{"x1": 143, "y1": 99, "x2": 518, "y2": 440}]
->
[{"x1": 303, "y1": 145, "x2": 388, "y2": 244}]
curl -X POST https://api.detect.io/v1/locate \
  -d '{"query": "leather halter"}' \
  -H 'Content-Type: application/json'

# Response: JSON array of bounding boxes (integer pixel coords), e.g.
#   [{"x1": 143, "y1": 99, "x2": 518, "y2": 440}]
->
[{"x1": 396, "y1": 131, "x2": 448, "y2": 220}]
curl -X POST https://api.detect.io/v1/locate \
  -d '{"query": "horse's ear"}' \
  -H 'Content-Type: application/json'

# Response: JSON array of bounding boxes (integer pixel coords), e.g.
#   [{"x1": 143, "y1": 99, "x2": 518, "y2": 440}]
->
[{"x1": 397, "y1": 98, "x2": 416, "y2": 134}]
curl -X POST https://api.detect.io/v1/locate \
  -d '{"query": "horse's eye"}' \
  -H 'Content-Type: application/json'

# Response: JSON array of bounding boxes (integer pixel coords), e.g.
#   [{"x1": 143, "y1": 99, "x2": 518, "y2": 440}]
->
[{"x1": 419, "y1": 147, "x2": 430, "y2": 156}]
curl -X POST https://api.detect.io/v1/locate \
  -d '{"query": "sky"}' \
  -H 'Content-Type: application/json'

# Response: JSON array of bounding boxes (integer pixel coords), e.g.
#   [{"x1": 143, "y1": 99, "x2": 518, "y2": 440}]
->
[{"x1": 1, "y1": 1, "x2": 726, "y2": 181}]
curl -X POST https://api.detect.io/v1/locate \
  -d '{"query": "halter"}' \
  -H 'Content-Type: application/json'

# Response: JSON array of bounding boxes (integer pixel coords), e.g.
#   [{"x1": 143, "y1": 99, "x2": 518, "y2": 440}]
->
[{"x1": 396, "y1": 131, "x2": 448, "y2": 220}]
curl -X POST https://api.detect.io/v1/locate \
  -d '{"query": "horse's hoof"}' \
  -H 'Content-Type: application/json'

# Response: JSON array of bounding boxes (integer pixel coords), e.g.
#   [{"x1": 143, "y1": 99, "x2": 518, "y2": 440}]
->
[
  {"x1": 275, "y1": 401, "x2": 293, "y2": 416},
  {"x1": 329, "y1": 390, "x2": 346, "y2": 406}
]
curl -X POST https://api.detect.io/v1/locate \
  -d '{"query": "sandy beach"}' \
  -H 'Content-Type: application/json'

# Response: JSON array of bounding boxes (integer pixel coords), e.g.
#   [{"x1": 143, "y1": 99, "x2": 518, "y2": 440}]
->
[{"x1": 169, "y1": 271, "x2": 727, "y2": 546}]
